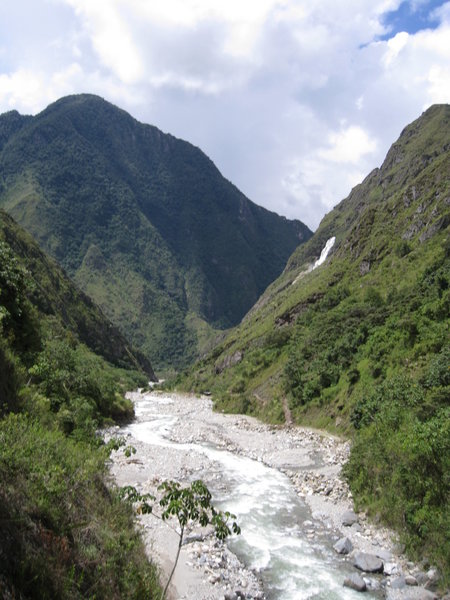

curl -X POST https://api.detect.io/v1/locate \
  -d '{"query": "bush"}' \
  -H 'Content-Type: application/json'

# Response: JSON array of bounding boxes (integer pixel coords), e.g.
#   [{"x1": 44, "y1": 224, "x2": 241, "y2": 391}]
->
[
  {"x1": 345, "y1": 370, "x2": 450, "y2": 581},
  {"x1": 28, "y1": 332, "x2": 136, "y2": 433},
  {"x1": 0, "y1": 413, "x2": 161, "y2": 599}
]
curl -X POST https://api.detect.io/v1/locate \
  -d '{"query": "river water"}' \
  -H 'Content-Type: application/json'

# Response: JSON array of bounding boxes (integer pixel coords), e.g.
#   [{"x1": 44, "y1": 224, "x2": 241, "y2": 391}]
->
[{"x1": 120, "y1": 392, "x2": 380, "y2": 599}]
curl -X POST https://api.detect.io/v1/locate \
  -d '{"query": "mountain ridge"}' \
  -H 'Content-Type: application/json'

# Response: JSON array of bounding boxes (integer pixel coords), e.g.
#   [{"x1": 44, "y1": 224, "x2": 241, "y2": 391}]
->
[
  {"x1": 176, "y1": 105, "x2": 449, "y2": 577},
  {"x1": 285, "y1": 103, "x2": 449, "y2": 274},
  {"x1": 0, "y1": 94, "x2": 312, "y2": 369},
  {"x1": 0, "y1": 210, "x2": 160, "y2": 599}
]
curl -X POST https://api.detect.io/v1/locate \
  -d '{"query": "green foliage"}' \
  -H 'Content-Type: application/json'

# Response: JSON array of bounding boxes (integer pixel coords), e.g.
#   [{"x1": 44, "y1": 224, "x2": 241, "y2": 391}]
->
[
  {"x1": 28, "y1": 327, "x2": 138, "y2": 434},
  {"x1": 0, "y1": 217, "x2": 161, "y2": 597},
  {"x1": 345, "y1": 366, "x2": 450, "y2": 580},
  {"x1": 0, "y1": 94, "x2": 311, "y2": 370},
  {"x1": 120, "y1": 479, "x2": 239, "y2": 600},
  {"x1": 395, "y1": 239, "x2": 412, "y2": 257},
  {"x1": 350, "y1": 375, "x2": 425, "y2": 430},
  {"x1": 0, "y1": 336, "x2": 25, "y2": 414},
  {"x1": 0, "y1": 239, "x2": 40, "y2": 359},
  {"x1": 0, "y1": 239, "x2": 29, "y2": 321},
  {"x1": 158, "y1": 479, "x2": 240, "y2": 540},
  {"x1": 0, "y1": 414, "x2": 161, "y2": 599}
]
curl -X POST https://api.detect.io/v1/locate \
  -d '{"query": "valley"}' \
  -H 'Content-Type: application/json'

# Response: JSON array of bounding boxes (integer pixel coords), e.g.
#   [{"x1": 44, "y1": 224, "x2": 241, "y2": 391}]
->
[
  {"x1": 110, "y1": 389, "x2": 438, "y2": 600},
  {"x1": 0, "y1": 94, "x2": 311, "y2": 370},
  {"x1": 0, "y1": 98, "x2": 448, "y2": 598}
]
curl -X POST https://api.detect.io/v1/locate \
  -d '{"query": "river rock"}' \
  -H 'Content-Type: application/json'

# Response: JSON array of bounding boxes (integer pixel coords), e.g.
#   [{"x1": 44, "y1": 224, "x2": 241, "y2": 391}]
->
[
  {"x1": 405, "y1": 575, "x2": 418, "y2": 586},
  {"x1": 385, "y1": 587, "x2": 438, "y2": 600},
  {"x1": 182, "y1": 533, "x2": 205, "y2": 545},
  {"x1": 384, "y1": 562, "x2": 399, "y2": 576},
  {"x1": 343, "y1": 573, "x2": 367, "y2": 592},
  {"x1": 426, "y1": 568, "x2": 439, "y2": 585},
  {"x1": 334, "y1": 537, "x2": 353, "y2": 555},
  {"x1": 354, "y1": 552, "x2": 384, "y2": 573},
  {"x1": 342, "y1": 510, "x2": 358, "y2": 526},
  {"x1": 376, "y1": 548, "x2": 393, "y2": 562},
  {"x1": 391, "y1": 576, "x2": 406, "y2": 589}
]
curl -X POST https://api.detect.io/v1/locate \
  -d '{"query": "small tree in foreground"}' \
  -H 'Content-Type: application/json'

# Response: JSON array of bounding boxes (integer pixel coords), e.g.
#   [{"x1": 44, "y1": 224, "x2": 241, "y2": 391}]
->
[{"x1": 120, "y1": 479, "x2": 241, "y2": 600}]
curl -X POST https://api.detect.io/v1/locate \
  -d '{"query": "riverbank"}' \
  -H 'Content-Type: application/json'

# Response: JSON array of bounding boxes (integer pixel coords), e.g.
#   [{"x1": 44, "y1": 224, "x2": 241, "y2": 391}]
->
[{"x1": 107, "y1": 390, "x2": 442, "y2": 599}]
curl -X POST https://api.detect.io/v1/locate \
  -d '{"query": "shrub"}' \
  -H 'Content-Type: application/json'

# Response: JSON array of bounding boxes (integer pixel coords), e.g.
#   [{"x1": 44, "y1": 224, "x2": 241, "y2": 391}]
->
[
  {"x1": 0, "y1": 413, "x2": 161, "y2": 599},
  {"x1": 346, "y1": 371, "x2": 450, "y2": 581}
]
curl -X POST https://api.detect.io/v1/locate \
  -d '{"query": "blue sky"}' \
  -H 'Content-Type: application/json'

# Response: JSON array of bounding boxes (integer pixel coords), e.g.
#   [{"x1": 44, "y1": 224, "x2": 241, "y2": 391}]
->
[
  {"x1": 0, "y1": 0, "x2": 449, "y2": 229},
  {"x1": 381, "y1": 0, "x2": 446, "y2": 37}
]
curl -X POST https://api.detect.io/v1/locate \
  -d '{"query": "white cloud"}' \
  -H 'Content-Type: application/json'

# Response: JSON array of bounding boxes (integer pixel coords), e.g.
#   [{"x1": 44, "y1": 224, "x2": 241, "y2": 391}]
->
[
  {"x1": 62, "y1": 0, "x2": 144, "y2": 83},
  {"x1": 319, "y1": 126, "x2": 378, "y2": 164},
  {"x1": 0, "y1": 70, "x2": 45, "y2": 113},
  {"x1": 0, "y1": 0, "x2": 449, "y2": 230},
  {"x1": 383, "y1": 31, "x2": 409, "y2": 66},
  {"x1": 426, "y1": 64, "x2": 450, "y2": 104}
]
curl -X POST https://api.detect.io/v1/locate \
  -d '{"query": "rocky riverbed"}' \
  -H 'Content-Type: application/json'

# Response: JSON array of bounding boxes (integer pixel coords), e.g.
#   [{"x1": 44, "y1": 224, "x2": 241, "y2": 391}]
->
[{"x1": 107, "y1": 390, "x2": 444, "y2": 600}]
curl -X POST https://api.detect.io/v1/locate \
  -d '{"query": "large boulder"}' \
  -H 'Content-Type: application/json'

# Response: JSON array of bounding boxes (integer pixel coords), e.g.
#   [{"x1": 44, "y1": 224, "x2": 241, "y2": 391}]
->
[
  {"x1": 342, "y1": 510, "x2": 358, "y2": 526},
  {"x1": 375, "y1": 548, "x2": 393, "y2": 562},
  {"x1": 333, "y1": 537, "x2": 354, "y2": 555},
  {"x1": 390, "y1": 576, "x2": 406, "y2": 589},
  {"x1": 353, "y1": 552, "x2": 384, "y2": 573},
  {"x1": 343, "y1": 573, "x2": 367, "y2": 592}
]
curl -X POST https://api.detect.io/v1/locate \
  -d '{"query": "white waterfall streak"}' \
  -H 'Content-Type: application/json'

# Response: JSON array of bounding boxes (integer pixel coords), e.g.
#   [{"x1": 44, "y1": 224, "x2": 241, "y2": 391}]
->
[
  {"x1": 312, "y1": 236, "x2": 336, "y2": 270},
  {"x1": 292, "y1": 235, "x2": 336, "y2": 285}
]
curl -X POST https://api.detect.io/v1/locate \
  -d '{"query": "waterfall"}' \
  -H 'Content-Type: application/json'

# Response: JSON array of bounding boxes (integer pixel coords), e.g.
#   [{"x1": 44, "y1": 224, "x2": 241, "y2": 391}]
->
[
  {"x1": 292, "y1": 236, "x2": 336, "y2": 285},
  {"x1": 312, "y1": 236, "x2": 336, "y2": 270}
]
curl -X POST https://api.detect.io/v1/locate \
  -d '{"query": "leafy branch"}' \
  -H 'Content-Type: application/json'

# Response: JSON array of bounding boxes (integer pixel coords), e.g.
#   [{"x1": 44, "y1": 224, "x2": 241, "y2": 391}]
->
[{"x1": 120, "y1": 479, "x2": 240, "y2": 600}]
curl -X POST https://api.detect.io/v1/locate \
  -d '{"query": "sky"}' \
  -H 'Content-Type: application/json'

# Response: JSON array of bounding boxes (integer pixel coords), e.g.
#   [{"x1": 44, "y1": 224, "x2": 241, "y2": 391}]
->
[{"x1": 0, "y1": 0, "x2": 449, "y2": 230}]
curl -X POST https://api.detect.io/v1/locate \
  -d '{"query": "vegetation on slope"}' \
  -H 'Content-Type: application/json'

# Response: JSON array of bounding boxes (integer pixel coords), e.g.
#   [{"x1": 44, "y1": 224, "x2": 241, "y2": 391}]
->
[
  {"x1": 175, "y1": 105, "x2": 450, "y2": 578},
  {"x1": 0, "y1": 213, "x2": 161, "y2": 598},
  {"x1": 1, "y1": 210, "x2": 155, "y2": 377},
  {"x1": 0, "y1": 94, "x2": 312, "y2": 369}
]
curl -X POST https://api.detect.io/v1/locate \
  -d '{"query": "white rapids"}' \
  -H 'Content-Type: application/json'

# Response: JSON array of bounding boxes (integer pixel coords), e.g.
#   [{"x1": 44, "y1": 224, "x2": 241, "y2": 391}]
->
[{"x1": 114, "y1": 392, "x2": 382, "y2": 600}]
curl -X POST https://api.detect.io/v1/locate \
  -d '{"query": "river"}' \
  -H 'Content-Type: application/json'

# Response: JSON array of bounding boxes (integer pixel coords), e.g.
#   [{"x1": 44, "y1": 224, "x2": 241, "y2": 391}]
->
[{"x1": 110, "y1": 390, "x2": 390, "y2": 599}]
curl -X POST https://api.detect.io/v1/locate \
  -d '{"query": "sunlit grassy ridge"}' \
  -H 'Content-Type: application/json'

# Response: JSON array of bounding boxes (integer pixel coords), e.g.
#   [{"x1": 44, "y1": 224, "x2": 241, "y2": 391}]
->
[{"x1": 176, "y1": 105, "x2": 450, "y2": 578}]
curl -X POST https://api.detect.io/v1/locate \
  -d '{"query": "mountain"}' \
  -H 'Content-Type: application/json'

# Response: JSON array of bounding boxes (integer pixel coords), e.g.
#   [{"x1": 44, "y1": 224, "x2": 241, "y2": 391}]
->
[
  {"x1": 0, "y1": 210, "x2": 161, "y2": 598},
  {"x1": 178, "y1": 105, "x2": 450, "y2": 576},
  {"x1": 0, "y1": 94, "x2": 312, "y2": 370},
  {"x1": 185, "y1": 104, "x2": 449, "y2": 417},
  {"x1": 0, "y1": 208, "x2": 156, "y2": 418},
  {"x1": 0, "y1": 209, "x2": 154, "y2": 379}
]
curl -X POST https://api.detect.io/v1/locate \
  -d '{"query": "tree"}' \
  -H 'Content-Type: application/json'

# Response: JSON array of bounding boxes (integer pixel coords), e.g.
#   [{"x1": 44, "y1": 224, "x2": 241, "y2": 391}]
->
[{"x1": 120, "y1": 479, "x2": 241, "y2": 600}]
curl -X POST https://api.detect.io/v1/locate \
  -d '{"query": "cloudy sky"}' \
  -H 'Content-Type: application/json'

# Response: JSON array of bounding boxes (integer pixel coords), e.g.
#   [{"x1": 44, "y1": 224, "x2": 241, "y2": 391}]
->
[{"x1": 0, "y1": 0, "x2": 449, "y2": 229}]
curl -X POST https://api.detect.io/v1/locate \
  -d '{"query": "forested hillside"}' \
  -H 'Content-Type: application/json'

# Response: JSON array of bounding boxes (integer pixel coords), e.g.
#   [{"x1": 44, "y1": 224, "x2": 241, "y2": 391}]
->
[
  {"x1": 0, "y1": 210, "x2": 160, "y2": 598},
  {"x1": 177, "y1": 105, "x2": 450, "y2": 578},
  {"x1": 0, "y1": 95, "x2": 311, "y2": 370}
]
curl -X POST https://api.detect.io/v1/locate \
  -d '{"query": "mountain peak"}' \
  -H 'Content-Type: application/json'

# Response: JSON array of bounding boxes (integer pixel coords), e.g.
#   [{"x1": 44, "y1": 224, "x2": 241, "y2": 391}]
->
[{"x1": 0, "y1": 95, "x2": 312, "y2": 369}]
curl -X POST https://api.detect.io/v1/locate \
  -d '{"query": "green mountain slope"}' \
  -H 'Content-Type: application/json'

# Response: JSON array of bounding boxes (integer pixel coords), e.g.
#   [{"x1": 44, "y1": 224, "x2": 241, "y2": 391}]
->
[
  {"x1": 0, "y1": 209, "x2": 155, "y2": 378},
  {"x1": 0, "y1": 94, "x2": 312, "y2": 370},
  {"x1": 0, "y1": 211, "x2": 160, "y2": 597},
  {"x1": 178, "y1": 105, "x2": 450, "y2": 577}
]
